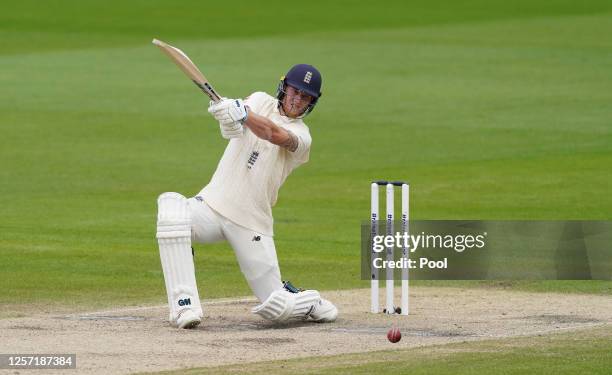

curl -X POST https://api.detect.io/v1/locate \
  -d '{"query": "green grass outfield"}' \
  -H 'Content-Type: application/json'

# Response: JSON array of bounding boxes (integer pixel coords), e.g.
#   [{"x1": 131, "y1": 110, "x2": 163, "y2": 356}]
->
[{"x1": 1, "y1": 1, "x2": 611, "y2": 314}]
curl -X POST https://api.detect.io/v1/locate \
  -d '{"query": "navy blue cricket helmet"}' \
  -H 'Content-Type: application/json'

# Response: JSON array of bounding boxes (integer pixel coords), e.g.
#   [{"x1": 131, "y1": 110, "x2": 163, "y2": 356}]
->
[{"x1": 276, "y1": 64, "x2": 322, "y2": 117}]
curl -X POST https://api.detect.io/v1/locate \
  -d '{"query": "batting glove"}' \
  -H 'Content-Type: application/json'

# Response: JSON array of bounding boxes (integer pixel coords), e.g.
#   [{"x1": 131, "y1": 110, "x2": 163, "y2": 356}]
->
[
  {"x1": 219, "y1": 119, "x2": 244, "y2": 139},
  {"x1": 208, "y1": 98, "x2": 229, "y2": 122},
  {"x1": 227, "y1": 98, "x2": 249, "y2": 124},
  {"x1": 208, "y1": 98, "x2": 248, "y2": 123}
]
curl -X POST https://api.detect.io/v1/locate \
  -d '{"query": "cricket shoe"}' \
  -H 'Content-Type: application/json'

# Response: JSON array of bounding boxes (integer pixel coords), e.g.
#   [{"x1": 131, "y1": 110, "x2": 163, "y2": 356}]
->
[
  {"x1": 176, "y1": 309, "x2": 201, "y2": 329},
  {"x1": 309, "y1": 298, "x2": 338, "y2": 323}
]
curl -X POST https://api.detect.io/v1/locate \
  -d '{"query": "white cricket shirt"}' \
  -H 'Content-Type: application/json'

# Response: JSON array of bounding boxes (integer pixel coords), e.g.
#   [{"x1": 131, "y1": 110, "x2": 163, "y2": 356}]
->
[{"x1": 198, "y1": 92, "x2": 312, "y2": 236}]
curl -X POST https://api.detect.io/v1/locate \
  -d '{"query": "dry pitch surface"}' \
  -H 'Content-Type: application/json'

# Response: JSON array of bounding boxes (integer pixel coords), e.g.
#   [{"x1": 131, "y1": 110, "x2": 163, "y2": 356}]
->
[{"x1": 1, "y1": 287, "x2": 611, "y2": 374}]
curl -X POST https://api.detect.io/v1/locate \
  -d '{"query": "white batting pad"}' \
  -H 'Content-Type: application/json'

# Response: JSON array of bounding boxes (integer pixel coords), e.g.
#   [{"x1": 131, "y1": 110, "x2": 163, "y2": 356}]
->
[
  {"x1": 310, "y1": 298, "x2": 338, "y2": 322},
  {"x1": 157, "y1": 192, "x2": 203, "y2": 323},
  {"x1": 252, "y1": 289, "x2": 320, "y2": 321}
]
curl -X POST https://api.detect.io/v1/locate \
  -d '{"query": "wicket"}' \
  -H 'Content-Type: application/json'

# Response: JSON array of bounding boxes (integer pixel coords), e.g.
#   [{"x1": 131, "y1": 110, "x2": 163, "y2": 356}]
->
[{"x1": 370, "y1": 180, "x2": 409, "y2": 315}]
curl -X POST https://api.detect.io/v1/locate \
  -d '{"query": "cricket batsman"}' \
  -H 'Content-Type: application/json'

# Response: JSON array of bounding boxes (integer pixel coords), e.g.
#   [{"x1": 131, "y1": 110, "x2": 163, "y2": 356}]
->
[{"x1": 156, "y1": 64, "x2": 338, "y2": 328}]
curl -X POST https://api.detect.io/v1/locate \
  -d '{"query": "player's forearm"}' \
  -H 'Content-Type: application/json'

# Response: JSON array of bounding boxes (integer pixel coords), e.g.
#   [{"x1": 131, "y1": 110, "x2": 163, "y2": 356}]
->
[
  {"x1": 244, "y1": 111, "x2": 280, "y2": 142},
  {"x1": 243, "y1": 109, "x2": 298, "y2": 151}
]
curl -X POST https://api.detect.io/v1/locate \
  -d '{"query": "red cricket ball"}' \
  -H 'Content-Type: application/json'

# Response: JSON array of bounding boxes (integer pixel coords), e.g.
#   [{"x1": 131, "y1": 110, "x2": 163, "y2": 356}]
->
[{"x1": 387, "y1": 327, "x2": 401, "y2": 343}]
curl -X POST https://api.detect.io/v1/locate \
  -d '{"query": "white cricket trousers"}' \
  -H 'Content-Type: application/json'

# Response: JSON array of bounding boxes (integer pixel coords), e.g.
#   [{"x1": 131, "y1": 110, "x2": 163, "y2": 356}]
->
[{"x1": 187, "y1": 196, "x2": 284, "y2": 302}]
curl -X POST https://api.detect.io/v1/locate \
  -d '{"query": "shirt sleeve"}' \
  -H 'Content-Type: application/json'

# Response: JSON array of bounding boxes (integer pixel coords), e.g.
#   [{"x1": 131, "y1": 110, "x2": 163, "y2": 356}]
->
[{"x1": 244, "y1": 92, "x2": 267, "y2": 114}]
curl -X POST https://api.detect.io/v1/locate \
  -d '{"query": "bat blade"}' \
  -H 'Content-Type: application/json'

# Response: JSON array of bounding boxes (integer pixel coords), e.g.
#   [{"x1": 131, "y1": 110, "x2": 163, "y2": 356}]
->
[{"x1": 152, "y1": 38, "x2": 222, "y2": 102}]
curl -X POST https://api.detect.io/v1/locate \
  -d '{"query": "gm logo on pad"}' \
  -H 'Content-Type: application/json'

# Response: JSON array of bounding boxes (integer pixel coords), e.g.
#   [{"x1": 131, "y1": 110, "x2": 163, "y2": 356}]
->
[
  {"x1": 178, "y1": 298, "x2": 192, "y2": 306},
  {"x1": 304, "y1": 71, "x2": 312, "y2": 83}
]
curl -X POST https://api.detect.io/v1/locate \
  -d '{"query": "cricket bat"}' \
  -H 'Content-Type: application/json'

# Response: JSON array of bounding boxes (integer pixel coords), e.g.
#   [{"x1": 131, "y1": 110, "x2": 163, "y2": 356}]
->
[{"x1": 152, "y1": 38, "x2": 222, "y2": 102}]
